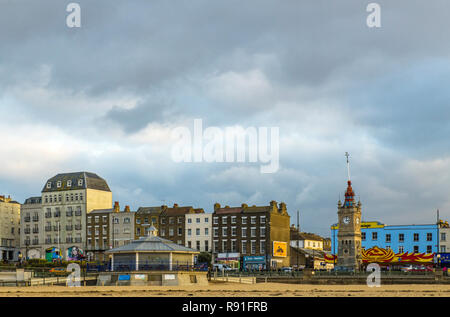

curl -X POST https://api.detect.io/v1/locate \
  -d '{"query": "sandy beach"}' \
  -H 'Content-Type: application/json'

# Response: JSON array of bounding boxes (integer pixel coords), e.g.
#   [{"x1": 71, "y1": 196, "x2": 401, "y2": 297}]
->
[{"x1": 0, "y1": 282, "x2": 449, "y2": 297}]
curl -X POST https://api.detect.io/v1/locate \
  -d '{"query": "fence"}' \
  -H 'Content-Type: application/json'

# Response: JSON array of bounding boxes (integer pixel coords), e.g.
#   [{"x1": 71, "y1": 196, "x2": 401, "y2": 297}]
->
[{"x1": 86, "y1": 261, "x2": 209, "y2": 272}]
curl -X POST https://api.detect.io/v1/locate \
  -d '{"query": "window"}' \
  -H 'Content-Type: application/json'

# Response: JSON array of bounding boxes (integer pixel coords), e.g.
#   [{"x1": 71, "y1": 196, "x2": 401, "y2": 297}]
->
[
  {"x1": 260, "y1": 240, "x2": 266, "y2": 254},
  {"x1": 251, "y1": 241, "x2": 256, "y2": 254},
  {"x1": 372, "y1": 232, "x2": 377, "y2": 240},
  {"x1": 260, "y1": 227, "x2": 266, "y2": 237},
  {"x1": 152, "y1": 217, "x2": 157, "y2": 224},
  {"x1": 222, "y1": 216, "x2": 227, "y2": 225},
  {"x1": 196, "y1": 241, "x2": 201, "y2": 250},
  {"x1": 441, "y1": 246, "x2": 447, "y2": 253},
  {"x1": 231, "y1": 216, "x2": 236, "y2": 224},
  {"x1": 361, "y1": 232, "x2": 366, "y2": 240},
  {"x1": 414, "y1": 233, "x2": 419, "y2": 242},
  {"x1": 169, "y1": 228, "x2": 174, "y2": 236},
  {"x1": 242, "y1": 240, "x2": 247, "y2": 254},
  {"x1": 441, "y1": 233, "x2": 446, "y2": 242},
  {"x1": 413, "y1": 245, "x2": 419, "y2": 253},
  {"x1": 87, "y1": 217, "x2": 91, "y2": 224},
  {"x1": 222, "y1": 240, "x2": 227, "y2": 252},
  {"x1": 213, "y1": 240, "x2": 219, "y2": 252},
  {"x1": 160, "y1": 228, "x2": 165, "y2": 236},
  {"x1": 161, "y1": 218, "x2": 166, "y2": 224},
  {"x1": 242, "y1": 217, "x2": 247, "y2": 225},
  {"x1": 213, "y1": 217, "x2": 218, "y2": 225},
  {"x1": 260, "y1": 216, "x2": 266, "y2": 224},
  {"x1": 187, "y1": 229, "x2": 192, "y2": 236},
  {"x1": 169, "y1": 217, "x2": 174, "y2": 224},
  {"x1": 399, "y1": 233, "x2": 404, "y2": 242},
  {"x1": 188, "y1": 241, "x2": 192, "y2": 248},
  {"x1": 124, "y1": 218, "x2": 130, "y2": 224},
  {"x1": 222, "y1": 227, "x2": 227, "y2": 237},
  {"x1": 251, "y1": 227, "x2": 256, "y2": 237},
  {"x1": 427, "y1": 233, "x2": 433, "y2": 241},
  {"x1": 204, "y1": 217, "x2": 209, "y2": 223},
  {"x1": 178, "y1": 217, "x2": 183, "y2": 224},
  {"x1": 177, "y1": 240, "x2": 182, "y2": 245},
  {"x1": 78, "y1": 179, "x2": 83, "y2": 186},
  {"x1": 144, "y1": 217, "x2": 149, "y2": 224},
  {"x1": 46, "y1": 182, "x2": 51, "y2": 189},
  {"x1": 242, "y1": 227, "x2": 247, "y2": 237},
  {"x1": 196, "y1": 218, "x2": 200, "y2": 223},
  {"x1": 251, "y1": 216, "x2": 256, "y2": 224},
  {"x1": 205, "y1": 240, "x2": 209, "y2": 252},
  {"x1": 204, "y1": 228, "x2": 209, "y2": 236},
  {"x1": 102, "y1": 216, "x2": 107, "y2": 223},
  {"x1": 213, "y1": 228, "x2": 218, "y2": 237},
  {"x1": 231, "y1": 227, "x2": 237, "y2": 237},
  {"x1": 399, "y1": 245, "x2": 404, "y2": 253},
  {"x1": 57, "y1": 181, "x2": 61, "y2": 188},
  {"x1": 385, "y1": 234, "x2": 391, "y2": 243},
  {"x1": 136, "y1": 218, "x2": 141, "y2": 224},
  {"x1": 231, "y1": 240, "x2": 237, "y2": 252},
  {"x1": 196, "y1": 228, "x2": 200, "y2": 236},
  {"x1": 427, "y1": 245, "x2": 432, "y2": 253},
  {"x1": 67, "y1": 180, "x2": 72, "y2": 187},
  {"x1": 178, "y1": 227, "x2": 183, "y2": 236},
  {"x1": 187, "y1": 218, "x2": 192, "y2": 224}
]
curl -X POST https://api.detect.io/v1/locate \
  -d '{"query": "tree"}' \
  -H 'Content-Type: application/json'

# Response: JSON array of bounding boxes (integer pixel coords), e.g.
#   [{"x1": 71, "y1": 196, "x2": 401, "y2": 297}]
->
[{"x1": 197, "y1": 252, "x2": 212, "y2": 265}]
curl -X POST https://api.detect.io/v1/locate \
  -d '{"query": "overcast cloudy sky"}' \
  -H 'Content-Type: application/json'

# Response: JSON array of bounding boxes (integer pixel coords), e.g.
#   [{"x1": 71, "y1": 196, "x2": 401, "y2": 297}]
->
[{"x1": 1, "y1": 0, "x2": 450, "y2": 236}]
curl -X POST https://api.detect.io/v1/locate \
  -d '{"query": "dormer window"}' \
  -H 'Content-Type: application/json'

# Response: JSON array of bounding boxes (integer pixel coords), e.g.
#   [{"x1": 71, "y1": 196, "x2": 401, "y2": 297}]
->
[
  {"x1": 67, "y1": 180, "x2": 72, "y2": 187},
  {"x1": 57, "y1": 181, "x2": 62, "y2": 188},
  {"x1": 78, "y1": 179, "x2": 83, "y2": 186},
  {"x1": 46, "y1": 182, "x2": 51, "y2": 189}
]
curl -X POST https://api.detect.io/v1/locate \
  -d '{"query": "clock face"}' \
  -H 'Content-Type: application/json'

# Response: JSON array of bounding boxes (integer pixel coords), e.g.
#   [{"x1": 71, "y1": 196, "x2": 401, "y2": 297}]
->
[{"x1": 343, "y1": 216, "x2": 350, "y2": 224}]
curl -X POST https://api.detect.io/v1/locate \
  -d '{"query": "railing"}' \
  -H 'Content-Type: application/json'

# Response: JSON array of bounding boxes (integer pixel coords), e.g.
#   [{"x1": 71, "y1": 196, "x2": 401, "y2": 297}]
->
[
  {"x1": 24, "y1": 229, "x2": 30, "y2": 234},
  {"x1": 24, "y1": 217, "x2": 31, "y2": 222},
  {"x1": 32, "y1": 240, "x2": 39, "y2": 245},
  {"x1": 32, "y1": 217, "x2": 39, "y2": 222},
  {"x1": 32, "y1": 228, "x2": 39, "y2": 234},
  {"x1": 86, "y1": 261, "x2": 209, "y2": 273}
]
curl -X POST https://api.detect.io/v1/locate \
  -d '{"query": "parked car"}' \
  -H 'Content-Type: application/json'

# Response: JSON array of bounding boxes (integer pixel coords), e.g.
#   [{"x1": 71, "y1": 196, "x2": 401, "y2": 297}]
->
[
  {"x1": 213, "y1": 264, "x2": 234, "y2": 271},
  {"x1": 281, "y1": 266, "x2": 293, "y2": 272},
  {"x1": 401, "y1": 265, "x2": 433, "y2": 272}
]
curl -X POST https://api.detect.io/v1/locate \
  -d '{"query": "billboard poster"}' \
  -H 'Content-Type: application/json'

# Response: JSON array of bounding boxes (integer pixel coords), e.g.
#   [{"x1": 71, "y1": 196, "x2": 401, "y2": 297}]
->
[
  {"x1": 67, "y1": 246, "x2": 84, "y2": 261},
  {"x1": 45, "y1": 247, "x2": 62, "y2": 262},
  {"x1": 273, "y1": 241, "x2": 287, "y2": 257}
]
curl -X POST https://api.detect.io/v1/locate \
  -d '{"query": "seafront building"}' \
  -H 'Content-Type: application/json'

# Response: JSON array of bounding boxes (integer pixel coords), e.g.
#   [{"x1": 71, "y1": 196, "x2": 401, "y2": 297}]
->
[
  {"x1": 0, "y1": 195, "x2": 20, "y2": 261},
  {"x1": 86, "y1": 202, "x2": 135, "y2": 261},
  {"x1": 185, "y1": 212, "x2": 212, "y2": 252},
  {"x1": 212, "y1": 201, "x2": 290, "y2": 270},
  {"x1": 20, "y1": 197, "x2": 43, "y2": 259},
  {"x1": 40, "y1": 172, "x2": 112, "y2": 261}
]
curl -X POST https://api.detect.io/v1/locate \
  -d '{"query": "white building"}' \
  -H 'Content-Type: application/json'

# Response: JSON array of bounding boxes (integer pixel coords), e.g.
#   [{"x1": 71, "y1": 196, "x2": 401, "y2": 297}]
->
[
  {"x1": 185, "y1": 213, "x2": 212, "y2": 252},
  {"x1": 20, "y1": 197, "x2": 43, "y2": 259},
  {"x1": 41, "y1": 172, "x2": 112, "y2": 260},
  {"x1": 0, "y1": 195, "x2": 20, "y2": 261}
]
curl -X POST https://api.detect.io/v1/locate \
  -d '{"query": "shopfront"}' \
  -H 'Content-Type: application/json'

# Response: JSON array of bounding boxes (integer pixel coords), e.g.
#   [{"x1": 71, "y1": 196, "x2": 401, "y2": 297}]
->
[
  {"x1": 216, "y1": 253, "x2": 240, "y2": 270},
  {"x1": 243, "y1": 256, "x2": 267, "y2": 271}
]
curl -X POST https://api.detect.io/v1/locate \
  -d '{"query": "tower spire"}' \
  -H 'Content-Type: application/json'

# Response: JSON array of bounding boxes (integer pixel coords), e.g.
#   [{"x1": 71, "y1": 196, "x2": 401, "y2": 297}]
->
[{"x1": 345, "y1": 152, "x2": 351, "y2": 181}]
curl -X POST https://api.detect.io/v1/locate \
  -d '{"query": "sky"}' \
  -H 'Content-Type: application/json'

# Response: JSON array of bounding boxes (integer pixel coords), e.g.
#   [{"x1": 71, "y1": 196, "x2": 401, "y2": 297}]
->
[{"x1": 1, "y1": 0, "x2": 450, "y2": 237}]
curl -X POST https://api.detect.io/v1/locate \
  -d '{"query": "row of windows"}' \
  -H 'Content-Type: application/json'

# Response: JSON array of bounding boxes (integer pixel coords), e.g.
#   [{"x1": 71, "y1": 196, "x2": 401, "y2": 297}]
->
[
  {"x1": 187, "y1": 240, "x2": 209, "y2": 251},
  {"x1": 46, "y1": 179, "x2": 83, "y2": 189},
  {"x1": 44, "y1": 193, "x2": 84, "y2": 204},
  {"x1": 362, "y1": 232, "x2": 434, "y2": 242},
  {"x1": 213, "y1": 227, "x2": 266, "y2": 238},
  {"x1": 187, "y1": 228, "x2": 209, "y2": 236},
  {"x1": 213, "y1": 240, "x2": 266, "y2": 254},
  {"x1": 213, "y1": 216, "x2": 265, "y2": 225},
  {"x1": 87, "y1": 216, "x2": 131, "y2": 224},
  {"x1": 87, "y1": 225, "x2": 131, "y2": 236}
]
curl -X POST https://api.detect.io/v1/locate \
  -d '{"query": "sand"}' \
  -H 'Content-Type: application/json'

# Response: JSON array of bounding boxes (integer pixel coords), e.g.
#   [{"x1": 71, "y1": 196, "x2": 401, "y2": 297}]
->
[{"x1": 0, "y1": 282, "x2": 449, "y2": 297}]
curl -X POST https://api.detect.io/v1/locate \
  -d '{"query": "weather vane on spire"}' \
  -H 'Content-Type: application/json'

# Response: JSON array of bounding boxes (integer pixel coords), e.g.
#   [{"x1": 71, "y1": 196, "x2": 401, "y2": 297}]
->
[{"x1": 345, "y1": 152, "x2": 351, "y2": 181}]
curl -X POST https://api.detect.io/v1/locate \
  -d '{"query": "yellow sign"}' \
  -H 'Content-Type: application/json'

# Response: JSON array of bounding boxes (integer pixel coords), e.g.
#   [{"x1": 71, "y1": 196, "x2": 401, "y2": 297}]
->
[{"x1": 273, "y1": 241, "x2": 287, "y2": 257}]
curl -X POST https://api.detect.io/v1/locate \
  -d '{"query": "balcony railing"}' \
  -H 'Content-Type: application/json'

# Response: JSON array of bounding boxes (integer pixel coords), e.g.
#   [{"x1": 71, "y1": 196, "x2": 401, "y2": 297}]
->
[
  {"x1": 32, "y1": 240, "x2": 39, "y2": 245},
  {"x1": 24, "y1": 229, "x2": 31, "y2": 234},
  {"x1": 33, "y1": 228, "x2": 39, "y2": 234},
  {"x1": 32, "y1": 216, "x2": 39, "y2": 222},
  {"x1": 24, "y1": 217, "x2": 31, "y2": 222}
]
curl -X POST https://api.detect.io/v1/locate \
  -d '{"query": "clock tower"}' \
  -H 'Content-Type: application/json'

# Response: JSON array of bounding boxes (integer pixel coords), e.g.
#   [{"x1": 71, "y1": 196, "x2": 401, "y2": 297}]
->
[{"x1": 336, "y1": 153, "x2": 362, "y2": 271}]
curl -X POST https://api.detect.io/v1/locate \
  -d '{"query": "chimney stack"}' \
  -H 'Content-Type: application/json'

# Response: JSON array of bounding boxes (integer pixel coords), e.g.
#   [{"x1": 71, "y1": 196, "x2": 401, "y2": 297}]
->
[
  {"x1": 124, "y1": 205, "x2": 130, "y2": 212},
  {"x1": 173, "y1": 203, "x2": 178, "y2": 208},
  {"x1": 114, "y1": 201, "x2": 120, "y2": 213}
]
